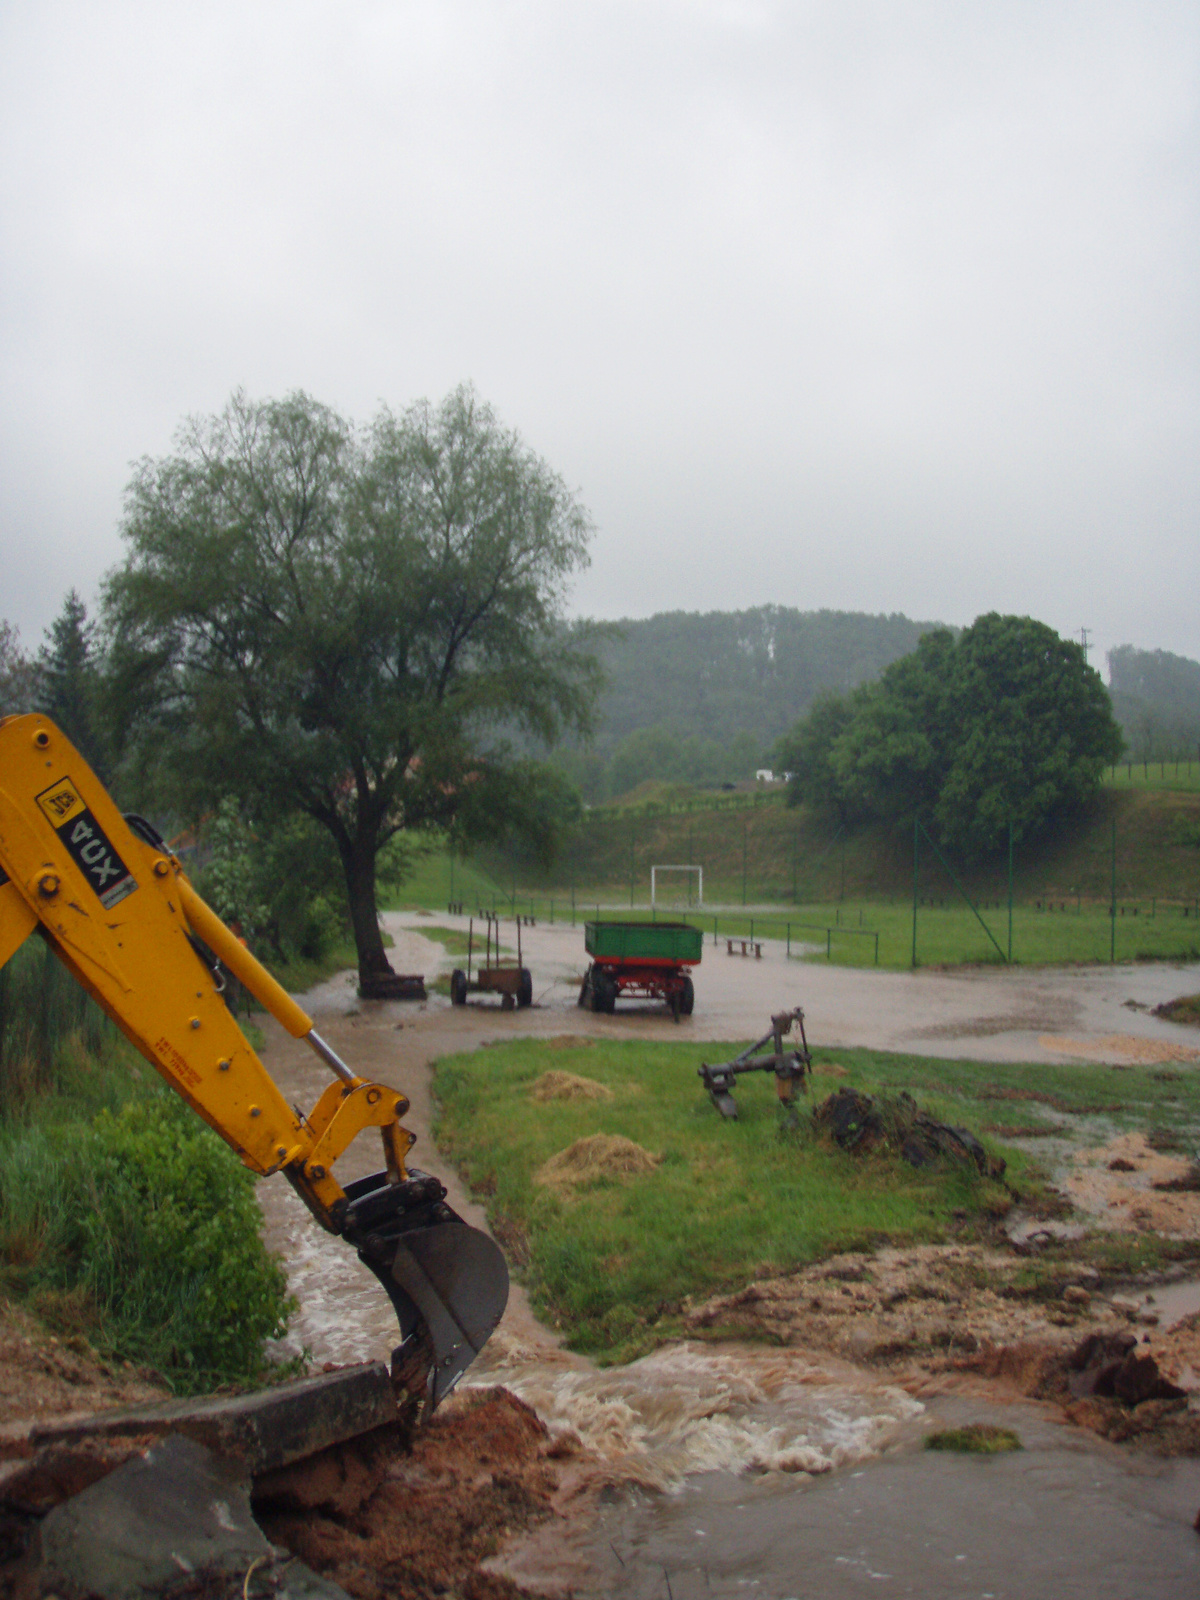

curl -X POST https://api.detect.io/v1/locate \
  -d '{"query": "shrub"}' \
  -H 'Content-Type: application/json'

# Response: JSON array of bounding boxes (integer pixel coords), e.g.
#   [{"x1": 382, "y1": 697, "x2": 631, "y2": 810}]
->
[{"x1": 0, "y1": 1087, "x2": 294, "y2": 1391}]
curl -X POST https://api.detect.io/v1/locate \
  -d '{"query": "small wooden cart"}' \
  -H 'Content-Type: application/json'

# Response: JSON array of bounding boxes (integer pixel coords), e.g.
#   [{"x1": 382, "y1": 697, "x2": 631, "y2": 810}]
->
[
  {"x1": 578, "y1": 920, "x2": 702, "y2": 1021},
  {"x1": 450, "y1": 915, "x2": 533, "y2": 1010}
]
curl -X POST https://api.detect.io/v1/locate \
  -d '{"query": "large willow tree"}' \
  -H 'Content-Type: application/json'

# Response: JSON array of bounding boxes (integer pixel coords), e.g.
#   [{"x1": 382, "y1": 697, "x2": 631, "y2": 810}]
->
[{"x1": 105, "y1": 386, "x2": 600, "y2": 995}]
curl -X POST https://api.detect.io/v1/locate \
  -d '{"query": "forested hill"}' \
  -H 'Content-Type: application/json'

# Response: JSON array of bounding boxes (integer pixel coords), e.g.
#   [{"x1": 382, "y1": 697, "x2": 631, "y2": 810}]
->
[
  {"x1": 589, "y1": 606, "x2": 946, "y2": 756},
  {"x1": 1107, "y1": 645, "x2": 1200, "y2": 759}
]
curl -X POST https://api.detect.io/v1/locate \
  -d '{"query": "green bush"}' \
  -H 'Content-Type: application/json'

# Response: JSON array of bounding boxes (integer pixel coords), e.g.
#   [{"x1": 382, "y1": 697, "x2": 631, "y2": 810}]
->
[{"x1": 0, "y1": 1091, "x2": 293, "y2": 1390}]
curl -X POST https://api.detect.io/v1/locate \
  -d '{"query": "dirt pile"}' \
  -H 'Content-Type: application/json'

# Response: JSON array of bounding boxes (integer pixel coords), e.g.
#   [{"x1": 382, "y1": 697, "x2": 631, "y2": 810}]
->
[
  {"x1": 534, "y1": 1135, "x2": 659, "y2": 1192},
  {"x1": 528, "y1": 1071, "x2": 612, "y2": 1103},
  {"x1": 1154, "y1": 993, "x2": 1200, "y2": 1027},
  {"x1": 812, "y1": 1088, "x2": 1006, "y2": 1178},
  {"x1": 1061, "y1": 1131, "x2": 1200, "y2": 1236},
  {"x1": 0, "y1": 1298, "x2": 169, "y2": 1432},
  {"x1": 963, "y1": 1331, "x2": 1200, "y2": 1454},
  {"x1": 254, "y1": 1387, "x2": 572, "y2": 1600}
]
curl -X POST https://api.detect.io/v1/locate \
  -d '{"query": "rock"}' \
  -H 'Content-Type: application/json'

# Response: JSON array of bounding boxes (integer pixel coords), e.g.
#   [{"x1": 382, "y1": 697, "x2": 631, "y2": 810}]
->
[
  {"x1": 29, "y1": 1362, "x2": 398, "y2": 1476},
  {"x1": 31, "y1": 1433, "x2": 351, "y2": 1599},
  {"x1": 1109, "y1": 1296, "x2": 1141, "y2": 1318},
  {"x1": 1063, "y1": 1285, "x2": 1091, "y2": 1308},
  {"x1": 1068, "y1": 1331, "x2": 1186, "y2": 1405}
]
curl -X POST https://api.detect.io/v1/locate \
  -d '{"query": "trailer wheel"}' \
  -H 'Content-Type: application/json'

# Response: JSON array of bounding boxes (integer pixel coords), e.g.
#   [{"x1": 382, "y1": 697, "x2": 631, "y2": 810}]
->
[
  {"x1": 517, "y1": 968, "x2": 533, "y2": 1008},
  {"x1": 450, "y1": 969, "x2": 467, "y2": 1006},
  {"x1": 578, "y1": 966, "x2": 592, "y2": 1008},
  {"x1": 592, "y1": 970, "x2": 615, "y2": 1014},
  {"x1": 680, "y1": 975, "x2": 694, "y2": 1016}
]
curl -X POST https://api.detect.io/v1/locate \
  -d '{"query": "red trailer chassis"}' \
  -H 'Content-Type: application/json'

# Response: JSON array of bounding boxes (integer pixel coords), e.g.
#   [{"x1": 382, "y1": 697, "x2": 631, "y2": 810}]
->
[{"x1": 578, "y1": 958, "x2": 696, "y2": 1021}]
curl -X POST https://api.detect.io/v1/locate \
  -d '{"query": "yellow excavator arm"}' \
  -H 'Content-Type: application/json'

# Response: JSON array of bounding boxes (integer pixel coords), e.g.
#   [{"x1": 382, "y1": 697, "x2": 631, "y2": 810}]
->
[{"x1": 0, "y1": 713, "x2": 507, "y2": 1406}]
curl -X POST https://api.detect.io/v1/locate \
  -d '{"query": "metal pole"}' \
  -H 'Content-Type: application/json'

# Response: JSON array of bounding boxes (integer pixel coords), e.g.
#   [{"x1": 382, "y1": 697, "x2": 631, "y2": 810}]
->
[
  {"x1": 911, "y1": 815, "x2": 919, "y2": 969},
  {"x1": 742, "y1": 818, "x2": 748, "y2": 906},
  {"x1": 1007, "y1": 819, "x2": 1013, "y2": 964},
  {"x1": 1110, "y1": 816, "x2": 1117, "y2": 963}
]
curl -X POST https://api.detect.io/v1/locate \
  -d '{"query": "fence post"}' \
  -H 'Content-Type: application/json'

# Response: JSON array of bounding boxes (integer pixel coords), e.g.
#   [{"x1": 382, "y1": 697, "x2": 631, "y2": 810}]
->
[
  {"x1": 826, "y1": 928, "x2": 832, "y2": 960},
  {"x1": 787, "y1": 923, "x2": 791, "y2": 958},
  {"x1": 1110, "y1": 817, "x2": 1117, "y2": 963},
  {"x1": 911, "y1": 816, "x2": 920, "y2": 969},
  {"x1": 1007, "y1": 819, "x2": 1013, "y2": 963}
]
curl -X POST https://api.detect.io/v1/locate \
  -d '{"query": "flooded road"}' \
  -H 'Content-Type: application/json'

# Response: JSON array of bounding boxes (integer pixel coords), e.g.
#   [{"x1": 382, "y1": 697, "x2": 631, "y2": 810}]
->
[
  {"x1": 256, "y1": 921, "x2": 1200, "y2": 1596},
  {"x1": 536, "y1": 1397, "x2": 1200, "y2": 1599}
]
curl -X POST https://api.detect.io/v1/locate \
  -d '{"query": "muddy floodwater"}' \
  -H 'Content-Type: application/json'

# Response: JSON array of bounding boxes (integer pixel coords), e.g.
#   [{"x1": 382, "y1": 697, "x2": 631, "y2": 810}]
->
[{"x1": 257, "y1": 919, "x2": 1200, "y2": 1596}]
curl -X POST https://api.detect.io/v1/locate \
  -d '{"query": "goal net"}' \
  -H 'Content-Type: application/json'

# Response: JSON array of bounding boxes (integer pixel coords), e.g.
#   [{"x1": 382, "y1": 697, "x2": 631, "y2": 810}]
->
[{"x1": 650, "y1": 865, "x2": 703, "y2": 908}]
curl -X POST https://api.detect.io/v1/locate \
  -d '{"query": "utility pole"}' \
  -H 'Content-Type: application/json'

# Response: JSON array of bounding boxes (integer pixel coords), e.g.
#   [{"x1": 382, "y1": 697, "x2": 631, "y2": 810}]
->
[{"x1": 1079, "y1": 627, "x2": 1092, "y2": 661}]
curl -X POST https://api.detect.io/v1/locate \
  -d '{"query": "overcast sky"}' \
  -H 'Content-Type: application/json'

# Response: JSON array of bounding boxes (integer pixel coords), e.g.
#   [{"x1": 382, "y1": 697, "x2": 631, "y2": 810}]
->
[{"x1": 2, "y1": 1, "x2": 1197, "y2": 675}]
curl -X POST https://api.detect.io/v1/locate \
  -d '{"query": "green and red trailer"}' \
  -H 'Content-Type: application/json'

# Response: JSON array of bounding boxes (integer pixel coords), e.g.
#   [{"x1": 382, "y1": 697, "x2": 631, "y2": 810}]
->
[{"x1": 578, "y1": 920, "x2": 703, "y2": 1021}]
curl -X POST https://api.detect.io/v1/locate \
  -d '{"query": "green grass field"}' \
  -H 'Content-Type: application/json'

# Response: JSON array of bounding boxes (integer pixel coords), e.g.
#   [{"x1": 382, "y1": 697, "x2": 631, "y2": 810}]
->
[
  {"x1": 1104, "y1": 761, "x2": 1200, "y2": 794},
  {"x1": 432, "y1": 1036, "x2": 1200, "y2": 1363}
]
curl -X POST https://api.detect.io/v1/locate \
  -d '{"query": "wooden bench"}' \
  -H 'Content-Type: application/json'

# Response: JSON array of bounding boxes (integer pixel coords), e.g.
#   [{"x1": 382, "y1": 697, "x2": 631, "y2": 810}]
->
[{"x1": 725, "y1": 938, "x2": 762, "y2": 959}]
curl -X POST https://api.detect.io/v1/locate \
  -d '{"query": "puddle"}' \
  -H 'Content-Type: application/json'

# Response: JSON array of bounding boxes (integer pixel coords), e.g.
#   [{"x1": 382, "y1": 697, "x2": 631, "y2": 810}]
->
[{"x1": 1142, "y1": 1277, "x2": 1200, "y2": 1329}]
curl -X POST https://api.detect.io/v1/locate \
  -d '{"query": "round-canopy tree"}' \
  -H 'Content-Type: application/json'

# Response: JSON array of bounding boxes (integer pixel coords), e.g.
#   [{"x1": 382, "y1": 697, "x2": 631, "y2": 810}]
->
[
  {"x1": 778, "y1": 614, "x2": 1124, "y2": 861},
  {"x1": 105, "y1": 386, "x2": 601, "y2": 995}
]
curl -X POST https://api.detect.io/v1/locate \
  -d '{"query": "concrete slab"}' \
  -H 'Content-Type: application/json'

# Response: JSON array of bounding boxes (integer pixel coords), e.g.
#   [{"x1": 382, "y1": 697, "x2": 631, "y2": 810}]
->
[
  {"x1": 28, "y1": 1362, "x2": 396, "y2": 1476},
  {"x1": 33, "y1": 1432, "x2": 349, "y2": 1597}
]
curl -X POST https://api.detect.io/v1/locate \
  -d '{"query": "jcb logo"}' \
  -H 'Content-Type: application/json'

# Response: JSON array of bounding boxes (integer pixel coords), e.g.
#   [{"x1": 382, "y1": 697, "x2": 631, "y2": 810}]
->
[
  {"x1": 34, "y1": 776, "x2": 138, "y2": 910},
  {"x1": 36, "y1": 780, "x2": 84, "y2": 828}
]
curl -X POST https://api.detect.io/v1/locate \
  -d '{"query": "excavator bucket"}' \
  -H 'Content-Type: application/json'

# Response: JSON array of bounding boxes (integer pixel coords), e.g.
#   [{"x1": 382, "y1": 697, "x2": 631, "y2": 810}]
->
[{"x1": 342, "y1": 1169, "x2": 509, "y2": 1407}]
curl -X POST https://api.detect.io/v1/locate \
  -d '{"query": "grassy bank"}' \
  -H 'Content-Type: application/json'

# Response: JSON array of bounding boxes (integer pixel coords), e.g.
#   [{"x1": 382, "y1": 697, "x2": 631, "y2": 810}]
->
[
  {"x1": 0, "y1": 938, "x2": 295, "y2": 1392},
  {"x1": 430, "y1": 1036, "x2": 1188, "y2": 1363}
]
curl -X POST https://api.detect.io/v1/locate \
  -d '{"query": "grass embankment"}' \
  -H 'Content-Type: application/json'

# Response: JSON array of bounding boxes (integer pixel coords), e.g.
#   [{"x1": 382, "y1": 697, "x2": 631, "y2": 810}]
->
[
  {"x1": 433, "y1": 1037, "x2": 1200, "y2": 1364},
  {"x1": 0, "y1": 939, "x2": 295, "y2": 1393},
  {"x1": 389, "y1": 783, "x2": 1200, "y2": 967}
]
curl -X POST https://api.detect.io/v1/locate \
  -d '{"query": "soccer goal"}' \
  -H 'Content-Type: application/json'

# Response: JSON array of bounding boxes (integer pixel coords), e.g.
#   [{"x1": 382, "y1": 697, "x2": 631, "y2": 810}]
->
[{"x1": 650, "y1": 865, "x2": 703, "y2": 908}]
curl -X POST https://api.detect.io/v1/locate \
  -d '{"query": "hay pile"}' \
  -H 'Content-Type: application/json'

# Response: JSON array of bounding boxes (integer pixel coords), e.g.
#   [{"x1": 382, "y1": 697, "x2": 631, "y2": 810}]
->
[
  {"x1": 529, "y1": 1070, "x2": 613, "y2": 1103},
  {"x1": 535, "y1": 1133, "x2": 659, "y2": 1192}
]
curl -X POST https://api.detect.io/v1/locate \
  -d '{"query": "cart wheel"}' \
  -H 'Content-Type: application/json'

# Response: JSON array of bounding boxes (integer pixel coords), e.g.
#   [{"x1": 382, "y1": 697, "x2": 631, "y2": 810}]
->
[
  {"x1": 578, "y1": 966, "x2": 592, "y2": 1008},
  {"x1": 599, "y1": 972, "x2": 617, "y2": 1014},
  {"x1": 680, "y1": 975, "x2": 694, "y2": 1016},
  {"x1": 450, "y1": 969, "x2": 467, "y2": 1006},
  {"x1": 517, "y1": 968, "x2": 533, "y2": 1008},
  {"x1": 590, "y1": 970, "x2": 611, "y2": 1013}
]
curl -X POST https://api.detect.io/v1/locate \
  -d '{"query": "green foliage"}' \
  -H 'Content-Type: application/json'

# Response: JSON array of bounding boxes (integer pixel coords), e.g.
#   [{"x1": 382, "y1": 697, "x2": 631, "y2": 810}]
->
[
  {"x1": 1108, "y1": 645, "x2": 1200, "y2": 763},
  {"x1": 0, "y1": 620, "x2": 37, "y2": 718},
  {"x1": 926, "y1": 1424, "x2": 1021, "y2": 1453},
  {"x1": 103, "y1": 385, "x2": 601, "y2": 982},
  {"x1": 0, "y1": 942, "x2": 293, "y2": 1389},
  {"x1": 778, "y1": 616, "x2": 1124, "y2": 862},
  {"x1": 196, "y1": 799, "x2": 348, "y2": 964},
  {"x1": 0, "y1": 939, "x2": 113, "y2": 1117},
  {"x1": 587, "y1": 606, "x2": 941, "y2": 758},
  {"x1": 0, "y1": 1093, "x2": 292, "y2": 1389},
  {"x1": 36, "y1": 590, "x2": 110, "y2": 781}
]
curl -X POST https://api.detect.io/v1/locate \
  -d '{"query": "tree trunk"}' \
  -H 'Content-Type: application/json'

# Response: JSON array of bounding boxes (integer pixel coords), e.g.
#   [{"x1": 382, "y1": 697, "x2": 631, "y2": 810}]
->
[{"x1": 341, "y1": 831, "x2": 426, "y2": 1001}]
